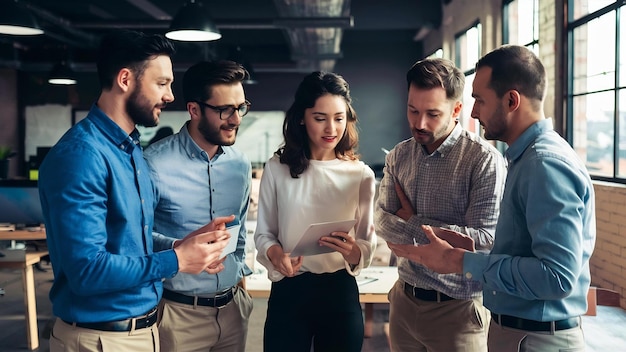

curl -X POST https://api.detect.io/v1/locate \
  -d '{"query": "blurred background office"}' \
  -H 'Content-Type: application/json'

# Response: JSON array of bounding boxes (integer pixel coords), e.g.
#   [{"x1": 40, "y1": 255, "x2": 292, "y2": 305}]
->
[{"x1": 0, "y1": 0, "x2": 625, "y2": 327}]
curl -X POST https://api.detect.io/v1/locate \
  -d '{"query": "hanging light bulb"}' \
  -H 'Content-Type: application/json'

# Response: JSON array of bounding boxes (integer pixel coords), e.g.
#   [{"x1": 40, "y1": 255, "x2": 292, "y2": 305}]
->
[
  {"x1": 48, "y1": 62, "x2": 77, "y2": 85},
  {"x1": 166, "y1": 0, "x2": 221, "y2": 42},
  {"x1": 0, "y1": 0, "x2": 44, "y2": 35}
]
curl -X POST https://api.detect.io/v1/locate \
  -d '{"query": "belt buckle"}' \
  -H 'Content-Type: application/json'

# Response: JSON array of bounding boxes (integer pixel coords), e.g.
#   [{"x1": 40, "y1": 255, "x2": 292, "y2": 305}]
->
[
  {"x1": 144, "y1": 309, "x2": 158, "y2": 327},
  {"x1": 213, "y1": 287, "x2": 233, "y2": 309},
  {"x1": 133, "y1": 307, "x2": 158, "y2": 330}
]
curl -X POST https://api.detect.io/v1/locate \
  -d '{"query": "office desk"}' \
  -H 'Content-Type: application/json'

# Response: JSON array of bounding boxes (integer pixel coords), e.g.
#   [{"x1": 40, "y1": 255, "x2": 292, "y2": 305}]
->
[
  {"x1": 246, "y1": 266, "x2": 398, "y2": 337},
  {"x1": 0, "y1": 229, "x2": 48, "y2": 350},
  {"x1": 0, "y1": 228, "x2": 47, "y2": 241}
]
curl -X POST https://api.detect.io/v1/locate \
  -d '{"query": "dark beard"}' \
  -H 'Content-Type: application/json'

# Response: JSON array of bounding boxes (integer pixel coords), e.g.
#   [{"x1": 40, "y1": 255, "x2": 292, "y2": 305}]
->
[
  {"x1": 126, "y1": 85, "x2": 160, "y2": 128},
  {"x1": 197, "y1": 110, "x2": 237, "y2": 146}
]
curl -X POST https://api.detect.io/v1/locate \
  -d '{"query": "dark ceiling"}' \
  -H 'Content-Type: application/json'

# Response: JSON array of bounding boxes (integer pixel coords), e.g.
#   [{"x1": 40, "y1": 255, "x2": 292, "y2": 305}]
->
[{"x1": 0, "y1": 0, "x2": 443, "y2": 74}]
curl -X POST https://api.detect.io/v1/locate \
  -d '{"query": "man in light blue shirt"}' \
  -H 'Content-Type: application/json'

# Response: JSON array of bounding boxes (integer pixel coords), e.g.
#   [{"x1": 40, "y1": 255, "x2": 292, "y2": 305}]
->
[
  {"x1": 388, "y1": 45, "x2": 595, "y2": 351},
  {"x1": 144, "y1": 60, "x2": 253, "y2": 352}
]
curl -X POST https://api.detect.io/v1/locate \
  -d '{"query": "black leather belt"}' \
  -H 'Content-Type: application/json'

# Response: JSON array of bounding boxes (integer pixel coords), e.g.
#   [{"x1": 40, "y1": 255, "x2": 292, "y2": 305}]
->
[
  {"x1": 163, "y1": 287, "x2": 234, "y2": 308},
  {"x1": 62, "y1": 306, "x2": 158, "y2": 332},
  {"x1": 404, "y1": 282, "x2": 455, "y2": 302},
  {"x1": 491, "y1": 313, "x2": 580, "y2": 332}
]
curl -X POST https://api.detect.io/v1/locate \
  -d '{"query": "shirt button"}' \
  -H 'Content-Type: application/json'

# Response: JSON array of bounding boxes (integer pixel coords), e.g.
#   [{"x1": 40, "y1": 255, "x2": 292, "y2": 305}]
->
[
  {"x1": 144, "y1": 225, "x2": 148, "y2": 231},
  {"x1": 141, "y1": 199, "x2": 144, "y2": 204},
  {"x1": 465, "y1": 272, "x2": 472, "y2": 279},
  {"x1": 137, "y1": 170, "x2": 141, "y2": 175},
  {"x1": 492, "y1": 291, "x2": 497, "y2": 295}
]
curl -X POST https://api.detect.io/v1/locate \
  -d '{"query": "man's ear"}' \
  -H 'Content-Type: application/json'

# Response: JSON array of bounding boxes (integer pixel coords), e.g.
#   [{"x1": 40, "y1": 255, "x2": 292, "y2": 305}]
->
[
  {"x1": 451, "y1": 100, "x2": 463, "y2": 118},
  {"x1": 507, "y1": 90, "x2": 521, "y2": 111},
  {"x1": 187, "y1": 101, "x2": 200, "y2": 120},
  {"x1": 116, "y1": 68, "x2": 133, "y2": 93}
]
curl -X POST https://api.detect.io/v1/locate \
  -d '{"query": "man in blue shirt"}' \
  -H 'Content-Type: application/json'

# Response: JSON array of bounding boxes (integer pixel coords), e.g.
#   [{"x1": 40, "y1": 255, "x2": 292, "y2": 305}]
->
[
  {"x1": 144, "y1": 60, "x2": 254, "y2": 352},
  {"x1": 39, "y1": 30, "x2": 232, "y2": 352},
  {"x1": 388, "y1": 45, "x2": 595, "y2": 351}
]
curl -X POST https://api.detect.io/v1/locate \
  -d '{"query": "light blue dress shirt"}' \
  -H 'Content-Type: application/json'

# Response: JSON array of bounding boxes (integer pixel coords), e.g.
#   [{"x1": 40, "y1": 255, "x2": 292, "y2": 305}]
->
[
  {"x1": 464, "y1": 119, "x2": 596, "y2": 321},
  {"x1": 39, "y1": 104, "x2": 178, "y2": 323},
  {"x1": 144, "y1": 122, "x2": 252, "y2": 295}
]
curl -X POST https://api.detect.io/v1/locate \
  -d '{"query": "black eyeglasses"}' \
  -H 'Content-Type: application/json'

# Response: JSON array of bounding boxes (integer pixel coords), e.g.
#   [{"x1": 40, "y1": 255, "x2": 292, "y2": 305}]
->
[{"x1": 195, "y1": 100, "x2": 251, "y2": 120}]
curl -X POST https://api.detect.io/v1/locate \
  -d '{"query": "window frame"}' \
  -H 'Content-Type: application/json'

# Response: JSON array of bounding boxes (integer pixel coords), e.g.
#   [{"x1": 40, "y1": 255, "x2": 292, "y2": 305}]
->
[
  {"x1": 454, "y1": 21, "x2": 482, "y2": 134},
  {"x1": 566, "y1": 1, "x2": 625, "y2": 182}
]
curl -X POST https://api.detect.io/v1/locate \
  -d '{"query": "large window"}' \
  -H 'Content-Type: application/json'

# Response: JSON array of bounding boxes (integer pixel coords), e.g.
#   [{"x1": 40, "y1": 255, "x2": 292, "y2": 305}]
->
[
  {"x1": 455, "y1": 22, "x2": 482, "y2": 134},
  {"x1": 567, "y1": 1, "x2": 625, "y2": 180},
  {"x1": 503, "y1": 0, "x2": 539, "y2": 53},
  {"x1": 428, "y1": 48, "x2": 444, "y2": 59}
]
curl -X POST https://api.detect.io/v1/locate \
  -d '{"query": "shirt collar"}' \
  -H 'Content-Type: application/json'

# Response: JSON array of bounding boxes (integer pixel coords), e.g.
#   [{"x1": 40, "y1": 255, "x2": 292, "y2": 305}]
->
[
  {"x1": 87, "y1": 103, "x2": 140, "y2": 154},
  {"x1": 178, "y1": 121, "x2": 225, "y2": 161},
  {"x1": 505, "y1": 118, "x2": 553, "y2": 163},
  {"x1": 421, "y1": 122, "x2": 463, "y2": 157}
]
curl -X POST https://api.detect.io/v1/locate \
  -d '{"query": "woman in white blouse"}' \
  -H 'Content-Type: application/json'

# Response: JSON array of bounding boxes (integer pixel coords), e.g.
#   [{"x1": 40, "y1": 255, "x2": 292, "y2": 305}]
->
[{"x1": 254, "y1": 71, "x2": 377, "y2": 352}]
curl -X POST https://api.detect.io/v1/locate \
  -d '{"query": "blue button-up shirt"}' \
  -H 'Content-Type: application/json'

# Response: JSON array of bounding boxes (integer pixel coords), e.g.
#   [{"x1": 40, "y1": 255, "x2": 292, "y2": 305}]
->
[
  {"x1": 144, "y1": 122, "x2": 251, "y2": 295},
  {"x1": 464, "y1": 119, "x2": 596, "y2": 321},
  {"x1": 39, "y1": 104, "x2": 179, "y2": 323}
]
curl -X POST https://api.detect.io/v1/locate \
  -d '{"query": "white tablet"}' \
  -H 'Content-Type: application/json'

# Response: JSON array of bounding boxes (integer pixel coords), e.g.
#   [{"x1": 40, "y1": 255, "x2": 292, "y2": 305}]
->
[
  {"x1": 290, "y1": 219, "x2": 357, "y2": 257},
  {"x1": 220, "y1": 223, "x2": 241, "y2": 259}
]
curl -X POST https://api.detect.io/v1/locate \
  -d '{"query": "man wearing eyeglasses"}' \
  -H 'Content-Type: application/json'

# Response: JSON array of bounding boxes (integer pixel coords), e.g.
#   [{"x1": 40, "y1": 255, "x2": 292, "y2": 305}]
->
[{"x1": 144, "y1": 60, "x2": 254, "y2": 352}]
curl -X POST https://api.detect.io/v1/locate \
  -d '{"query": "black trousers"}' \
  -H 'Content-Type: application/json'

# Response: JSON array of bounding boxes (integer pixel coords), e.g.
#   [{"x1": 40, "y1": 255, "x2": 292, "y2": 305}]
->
[{"x1": 263, "y1": 269, "x2": 364, "y2": 352}]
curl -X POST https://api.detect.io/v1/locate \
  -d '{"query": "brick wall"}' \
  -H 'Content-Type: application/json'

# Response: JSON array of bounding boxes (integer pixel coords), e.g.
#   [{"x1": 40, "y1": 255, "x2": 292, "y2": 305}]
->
[{"x1": 591, "y1": 182, "x2": 626, "y2": 308}]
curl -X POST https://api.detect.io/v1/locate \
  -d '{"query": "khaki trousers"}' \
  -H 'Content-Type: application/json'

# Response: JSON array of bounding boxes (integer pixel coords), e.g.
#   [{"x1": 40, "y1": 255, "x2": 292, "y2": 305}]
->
[
  {"x1": 388, "y1": 280, "x2": 489, "y2": 352},
  {"x1": 49, "y1": 318, "x2": 159, "y2": 352},
  {"x1": 488, "y1": 318, "x2": 585, "y2": 351},
  {"x1": 157, "y1": 286, "x2": 253, "y2": 352}
]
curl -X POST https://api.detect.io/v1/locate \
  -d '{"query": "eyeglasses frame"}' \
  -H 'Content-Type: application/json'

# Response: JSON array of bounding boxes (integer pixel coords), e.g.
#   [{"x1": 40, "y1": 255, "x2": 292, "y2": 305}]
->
[{"x1": 194, "y1": 100, "x2": 251, "y2": 120}]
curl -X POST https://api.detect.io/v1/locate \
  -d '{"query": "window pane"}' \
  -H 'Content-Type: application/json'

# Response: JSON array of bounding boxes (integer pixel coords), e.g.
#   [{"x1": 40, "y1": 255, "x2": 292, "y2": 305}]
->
[
  {"x1": 572, "y1": 92, "x2": 615, "y2": 176},
  {"x1": 621, "y1": 16, "x2": 626, "y2": 86},
  {"x1": 570, "y1": 0, "x2": 614, "y2": 21},
  {"x1": 572, "y1": 12, "x2": 616, "y2": 94},
  {"x1": 466, "y1": 25, "x2": 481, "y2": 70},
  {"x1": 428, "y1": 48, "x2": 443, "y2": 59},
  {"x1": 618, "y1": 89, "x2": 626, "y2": 176},
  {"x1": 455, "y1": 24, "x2": 481, "y2": 71},
  {"x1": 460, "y1": 73, "x2": 480, "y2": 133},
  {"x1": 509, "y1": 0, "x2": 538, "y2": 44}
]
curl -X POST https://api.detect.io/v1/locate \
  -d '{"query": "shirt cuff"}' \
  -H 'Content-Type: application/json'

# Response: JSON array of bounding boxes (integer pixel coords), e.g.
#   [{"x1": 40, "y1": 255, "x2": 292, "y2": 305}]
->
[{"x1": 462, "y1": 251, "x2": 488, "y2": 283}]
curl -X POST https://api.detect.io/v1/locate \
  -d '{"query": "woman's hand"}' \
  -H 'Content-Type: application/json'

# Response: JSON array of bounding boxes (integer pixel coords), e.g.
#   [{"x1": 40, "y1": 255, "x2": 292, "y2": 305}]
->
[
  {"x1": 319, "y1": 231, "x2": 361, "y2": 266},
  {"x1": 267, "y1": 244, "x2": 303, "y2": 277}
]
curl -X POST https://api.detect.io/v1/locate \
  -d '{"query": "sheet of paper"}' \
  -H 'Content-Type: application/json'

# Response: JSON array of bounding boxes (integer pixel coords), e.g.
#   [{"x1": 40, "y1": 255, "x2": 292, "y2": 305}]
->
[
  {"x1": 220, "y1": 224, "x2": 241, "y2": 259},
  {"x1": 290, "y1": 219, "x2": 357, "y2": 257}
]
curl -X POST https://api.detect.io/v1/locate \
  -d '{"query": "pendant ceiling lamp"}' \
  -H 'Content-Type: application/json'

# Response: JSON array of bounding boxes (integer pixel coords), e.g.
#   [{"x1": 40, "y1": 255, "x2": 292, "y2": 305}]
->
[
  {"x1": 48, "y1": 62, "x2": 77, "y2": 85},
  {"x1": 0, "y1": 0, "x2": 44, "y2": 35},
  {"x1": 166, "y1": 0, "x2": 221, "y2": 42}
]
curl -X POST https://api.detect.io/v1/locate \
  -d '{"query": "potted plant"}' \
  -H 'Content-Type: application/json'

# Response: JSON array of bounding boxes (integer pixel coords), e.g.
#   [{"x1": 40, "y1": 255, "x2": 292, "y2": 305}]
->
[{"x1": 0, "y1": 146, "x2": 16, "y2": 179}]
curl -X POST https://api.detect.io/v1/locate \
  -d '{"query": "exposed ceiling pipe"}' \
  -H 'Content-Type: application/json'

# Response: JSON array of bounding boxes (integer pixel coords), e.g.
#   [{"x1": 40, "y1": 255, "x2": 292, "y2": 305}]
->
[
  {"x1": 0, "y1": 60, "x2": 324, "y2": 74},
  {"x1": 71, "y1": 17, "x2": 354, "y2": 30},
  {"x1": 124, "y1": 0, "x2": 171, "y2": 20},
  {"x1": 22, "y1": 1, "x2": 99, "y2": 47},
  {"x1": 272, "y1": 0, "x2": 351, "y2": 72}
]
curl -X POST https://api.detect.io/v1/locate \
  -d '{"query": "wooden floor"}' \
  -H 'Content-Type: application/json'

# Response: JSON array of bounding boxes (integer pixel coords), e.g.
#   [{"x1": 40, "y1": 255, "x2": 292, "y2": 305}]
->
[{"x1": 0, "y1": 259, "x2": 624, "y2": 351}]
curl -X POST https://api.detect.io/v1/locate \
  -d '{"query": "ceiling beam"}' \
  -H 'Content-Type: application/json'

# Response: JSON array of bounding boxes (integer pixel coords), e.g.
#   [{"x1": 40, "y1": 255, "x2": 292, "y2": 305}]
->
[
  {"x1": 72, "y1": 17, "x2": 355, "y2": 30},
  {"x1": 124, "y1": 0, "x2": 171, "y2": 20}
]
